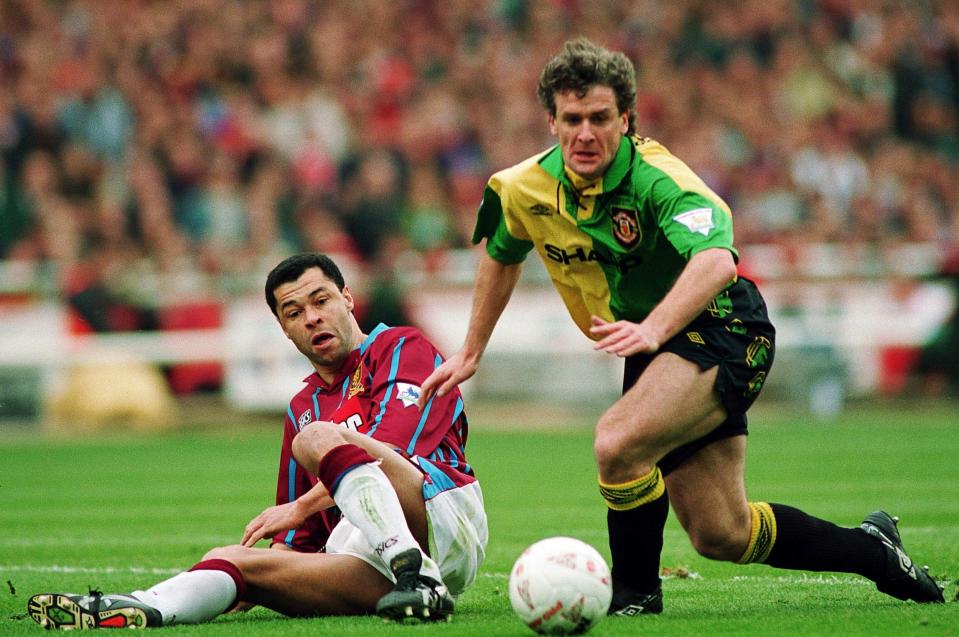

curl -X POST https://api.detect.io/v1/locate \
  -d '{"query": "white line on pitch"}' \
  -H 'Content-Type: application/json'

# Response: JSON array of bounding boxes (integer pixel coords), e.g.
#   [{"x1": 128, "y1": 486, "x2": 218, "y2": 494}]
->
[
  {"x1": 0, "y1": 565, "x2": 183, "y2": 576},
  {"x1": 480, "y1": 573, "x2": 877, "y2": 587},
  {"x1": 729, "y1": 574, "x2": 871, "y2": 586},
  {"x1": 0, "y1": 536, "x2": 235, "y2": 548}
]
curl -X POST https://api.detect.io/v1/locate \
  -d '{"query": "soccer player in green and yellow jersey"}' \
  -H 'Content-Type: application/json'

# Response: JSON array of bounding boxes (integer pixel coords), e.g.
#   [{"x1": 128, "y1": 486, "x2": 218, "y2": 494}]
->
[{"x1": 420, "y1": 37, "x2": 943, "y2": 614}]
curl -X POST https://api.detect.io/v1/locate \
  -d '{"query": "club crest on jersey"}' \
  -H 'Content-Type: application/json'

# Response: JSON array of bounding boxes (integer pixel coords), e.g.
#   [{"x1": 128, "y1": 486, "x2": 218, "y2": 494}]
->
[
  {"x1": 673, "y1": 207, "x2": 715, "y2": 236},
  {"x1": 611, "y1": 208, "x2": 641, "y2": 248},
  {"x1": 395, "y1": 383, "x2": 421, "y2": 408},
  {"x1": 297, "y1": 409, "x2": 312, "y2": 429},
  {"x1": 347, "y1": 365, "x2": 365, "y2": 399}
]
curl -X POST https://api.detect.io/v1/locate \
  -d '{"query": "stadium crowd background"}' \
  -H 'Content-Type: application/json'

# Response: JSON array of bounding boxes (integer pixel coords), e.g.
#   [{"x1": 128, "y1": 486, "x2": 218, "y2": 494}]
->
[{"x1": 1, "y1": 0, "x2": 958, "y2": 394}]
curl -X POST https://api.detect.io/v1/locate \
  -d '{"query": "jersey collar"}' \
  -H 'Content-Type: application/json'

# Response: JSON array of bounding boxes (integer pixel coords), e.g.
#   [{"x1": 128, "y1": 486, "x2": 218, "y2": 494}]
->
[
  {"x1": 539, "y1": 135, "x2": 633, "y2": 194},
  {"x1": 304, "y1": 324, "x2": 391, "y2": 390},
  {"x1": 360, "y1": 323, "x2": 390, "y2": 355},
  {"x1": 304, "y1": 353, "x2": 359, "y2": 391}
]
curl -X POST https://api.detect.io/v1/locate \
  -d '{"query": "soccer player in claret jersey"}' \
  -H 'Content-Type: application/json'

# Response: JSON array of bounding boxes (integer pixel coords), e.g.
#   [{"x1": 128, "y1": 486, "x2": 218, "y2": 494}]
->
[
  {"x1": 419, "y1": 37, "x2": 944, "y2": 615},
  {"x1": 28, "y1": 253, "x2": 488, "y2": 629}
]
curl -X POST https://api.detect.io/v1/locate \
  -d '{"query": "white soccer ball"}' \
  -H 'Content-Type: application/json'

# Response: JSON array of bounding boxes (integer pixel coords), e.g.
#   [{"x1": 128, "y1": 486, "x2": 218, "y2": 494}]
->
[{"x1": 508, "y1": 536, "x2": 612, "y2": 635}]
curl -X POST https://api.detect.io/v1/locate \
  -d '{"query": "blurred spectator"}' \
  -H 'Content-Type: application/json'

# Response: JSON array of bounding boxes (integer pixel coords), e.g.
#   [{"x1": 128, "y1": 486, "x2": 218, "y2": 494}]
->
[
  {"x1": 358, "y1": 236, "x2": 415, "y2": 332},
  {"x1": 403, "y1": 162, "x2": 458, "y2": 265},
  {"x1": 339, "y1": 147, "x2": 407, "y2": 262},
  {"x1": 0, "y1": 0, "x2": 956, "y2": 321},
  {"x1": 915, "y1": 246, "x2": 959, "y2": 395},
  {"x1": 292, "y1": 196, "x2": 360, "y2": 259}
]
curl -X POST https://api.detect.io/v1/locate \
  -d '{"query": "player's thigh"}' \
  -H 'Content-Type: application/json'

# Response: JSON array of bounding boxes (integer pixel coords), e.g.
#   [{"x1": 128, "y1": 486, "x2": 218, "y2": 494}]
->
[
  {"x1": 664, "y1": 435, "x2": 751, "y2": 558},
  {"x1": 209, "y1": 545, "x2": 390, "y2": 616},
  {"x1": 596, "y1": 353, "x2": 727, "y2": 468}
]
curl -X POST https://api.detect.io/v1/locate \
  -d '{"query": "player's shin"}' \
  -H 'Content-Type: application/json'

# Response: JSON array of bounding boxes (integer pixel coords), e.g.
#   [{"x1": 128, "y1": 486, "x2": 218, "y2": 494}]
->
[
  {"x1": 132, "y1": 559, "x2": 245, "y2": 625},
  {"x1": 741, "y1": 502, "x2": 883, "y2": 580},
  {"x1": 738, "y1": 503, "x2": 944, "y2": 602},
  {"x1": 600, "y1": 466, "x2": 668, "y2": 602},
  {"x1": 319, "y1": 444, "x2": 440, "y2": 580}
]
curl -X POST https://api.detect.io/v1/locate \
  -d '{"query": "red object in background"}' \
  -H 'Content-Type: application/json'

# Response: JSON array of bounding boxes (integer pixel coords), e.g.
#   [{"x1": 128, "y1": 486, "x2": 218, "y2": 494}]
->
[
  {"x1": 877, "y1": 345, "x2": 920, "y2": 395},
  {"x1": 66, "y1": 307, "x2": 95, "y2": 334},
  {"x1": 734, "y1": 259, "x2": 761, "y2": 287},
  {"x1": 159, "y1": 302, "x2": 224, "y2": 394}
]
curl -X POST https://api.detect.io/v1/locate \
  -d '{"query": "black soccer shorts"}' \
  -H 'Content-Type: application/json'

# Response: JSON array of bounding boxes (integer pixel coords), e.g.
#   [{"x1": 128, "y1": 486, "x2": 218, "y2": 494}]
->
[{"x1": 622, "y1": 276, "x2": 776, "y2": 475}]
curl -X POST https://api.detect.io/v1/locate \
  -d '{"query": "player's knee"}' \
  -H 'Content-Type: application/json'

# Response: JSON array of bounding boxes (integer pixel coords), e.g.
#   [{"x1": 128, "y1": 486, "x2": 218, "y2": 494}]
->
[
  {"x1": 292, "y1": 421, "x2": 345, "y2": 468},
  {"x1": 593, "y1": 417, "x2": 653, "y2": 480},
  {"x1": 593, "y1": 433, "x2": 625, "y2": 477},
  {"x1": 687, "y1": 524, "x2": 747, "y2": 562},
  {"x1": 201, "y1": 544, "x2": 249, "y2": 562}
]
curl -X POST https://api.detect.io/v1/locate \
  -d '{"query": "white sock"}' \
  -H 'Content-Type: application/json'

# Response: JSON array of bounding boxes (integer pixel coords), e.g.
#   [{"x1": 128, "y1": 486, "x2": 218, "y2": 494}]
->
[
  {"x1": 333, "y1": 462, "x2": 441, "y2": 581},
  {"x1": 131, "y1": 569, "x2": 236, "y2": 625}
]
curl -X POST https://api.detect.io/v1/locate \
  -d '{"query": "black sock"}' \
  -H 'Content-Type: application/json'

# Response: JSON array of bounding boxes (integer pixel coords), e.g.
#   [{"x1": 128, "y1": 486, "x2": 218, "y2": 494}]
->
[
  {"x1": 608, "y1": 490, "x2": 669, "y2": 592},
  {"x1": 764, "y1": 503, "x2": 883, "y2": 580}
]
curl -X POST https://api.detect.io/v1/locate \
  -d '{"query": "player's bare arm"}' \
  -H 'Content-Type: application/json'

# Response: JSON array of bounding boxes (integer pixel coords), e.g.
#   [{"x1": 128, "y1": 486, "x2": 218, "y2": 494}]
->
[
  {"x1": 590, "y1": 248, "x2": 737, "y2": 357},
  {"x1": 418, "y1": 253, "x2": 522, "y2": 407},
  {"x1": 241, "y1": 481, "x2": 333, "y2": 547}
]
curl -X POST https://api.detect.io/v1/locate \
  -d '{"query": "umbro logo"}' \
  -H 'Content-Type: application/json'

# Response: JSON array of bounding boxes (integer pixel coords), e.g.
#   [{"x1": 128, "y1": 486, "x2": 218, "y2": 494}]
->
[
  {"x1": 893, "y1": 545, "x2": 916, "y2": 579},
  {"x1": 530, "y1": 204, "x2": 553, "y2": 216},
  {"x1": 878, "y1": 533, "x2": 917, "y2": 579}
]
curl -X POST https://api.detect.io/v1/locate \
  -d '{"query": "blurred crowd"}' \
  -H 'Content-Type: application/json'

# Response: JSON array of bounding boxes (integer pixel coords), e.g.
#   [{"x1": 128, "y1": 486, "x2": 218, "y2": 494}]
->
[{"x1": 1, "y1": 0, "x2": 959, "y2": 317}]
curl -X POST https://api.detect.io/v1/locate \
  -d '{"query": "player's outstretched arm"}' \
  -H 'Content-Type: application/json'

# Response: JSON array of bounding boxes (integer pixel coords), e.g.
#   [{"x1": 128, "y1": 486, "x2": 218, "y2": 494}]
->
[
  {"x1": 418, "y1": 253, "x2": 522, "y2": 408},
  {"x1": 241, "y1": 482, "x2": 333, "y2": 547},
  {"x1": 418, "y1": 350, "x2": 479, "y2": 407},
  {"x1": 590, "y1": 248, "x2": 737, "y2": 357},
  {"x1": 589, "y1": 315, "x2": 662, "y2": 357}
]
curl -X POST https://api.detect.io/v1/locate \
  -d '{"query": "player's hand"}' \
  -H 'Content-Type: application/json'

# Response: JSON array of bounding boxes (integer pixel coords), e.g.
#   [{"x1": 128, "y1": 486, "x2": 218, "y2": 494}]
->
[
  {"x1": 241, "y1": 502, "x2": 305, "y2": 547},
  {"x1": 418, "y1": 350, "x2": 478, "y2": 409},
  {"x1": 589, "y1": 316, "x2": 661, "y2": 357}
]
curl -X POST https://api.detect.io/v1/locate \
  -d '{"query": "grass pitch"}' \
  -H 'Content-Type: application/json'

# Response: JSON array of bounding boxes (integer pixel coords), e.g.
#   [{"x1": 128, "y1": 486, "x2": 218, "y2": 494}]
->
[{"x1": 1, "y1": 400, "x2": 957, "y2": 636}]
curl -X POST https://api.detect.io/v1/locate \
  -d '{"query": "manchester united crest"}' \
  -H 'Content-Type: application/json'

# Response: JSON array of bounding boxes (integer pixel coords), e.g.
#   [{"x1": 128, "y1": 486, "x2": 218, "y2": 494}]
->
[{"x1": 611, "y1": 208, "x2": 641, "y2": 248}]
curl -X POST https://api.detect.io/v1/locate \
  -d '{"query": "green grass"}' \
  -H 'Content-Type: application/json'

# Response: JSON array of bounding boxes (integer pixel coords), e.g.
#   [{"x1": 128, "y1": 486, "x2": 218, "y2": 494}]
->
[{"x1": 1, "y1": 401, "x2": 957, "y2": 636}]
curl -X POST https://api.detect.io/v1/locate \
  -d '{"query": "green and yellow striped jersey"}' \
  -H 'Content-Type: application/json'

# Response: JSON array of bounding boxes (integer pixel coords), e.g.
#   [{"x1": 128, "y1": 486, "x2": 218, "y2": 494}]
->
[{"x1": 473, "y1": 134, "x2": 737, "y2": 340}]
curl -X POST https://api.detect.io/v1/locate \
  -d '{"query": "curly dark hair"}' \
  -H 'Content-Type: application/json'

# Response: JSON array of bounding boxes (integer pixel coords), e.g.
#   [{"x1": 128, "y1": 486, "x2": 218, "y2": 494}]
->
[
  {"x1": 265, "y1": 252, "x2": 346, "y2": 316},
  {"x1": 536, "y1": 37, "x2": 637, "y2": 134}
]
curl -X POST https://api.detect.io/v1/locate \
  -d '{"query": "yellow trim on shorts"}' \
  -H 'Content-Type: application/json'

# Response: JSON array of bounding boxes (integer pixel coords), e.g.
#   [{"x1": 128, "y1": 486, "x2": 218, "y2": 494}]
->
[{"x1": 598, "y1": 466, "x2": 665, "y2": 511}]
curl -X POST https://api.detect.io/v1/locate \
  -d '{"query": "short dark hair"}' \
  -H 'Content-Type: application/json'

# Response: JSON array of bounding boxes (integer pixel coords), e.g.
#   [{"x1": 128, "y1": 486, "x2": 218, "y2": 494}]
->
[
  {"x1": 536, "y1": 37, "x2": 637, "y2": 134},
  {"x1": 265, "y1": 253, "x2": 346, "y2": 316}
]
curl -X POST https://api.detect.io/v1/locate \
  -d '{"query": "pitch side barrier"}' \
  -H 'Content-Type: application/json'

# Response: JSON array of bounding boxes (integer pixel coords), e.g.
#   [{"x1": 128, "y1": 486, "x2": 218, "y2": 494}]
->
[{"x1": 0, "y1": 242, "x2": 954, "y2": 423}]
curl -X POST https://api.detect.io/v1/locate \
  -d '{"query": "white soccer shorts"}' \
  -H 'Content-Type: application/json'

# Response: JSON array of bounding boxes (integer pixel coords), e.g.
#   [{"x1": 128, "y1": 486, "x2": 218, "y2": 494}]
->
[{"x1": 325, "y1": 479, "x2": 488, "y2": 596}]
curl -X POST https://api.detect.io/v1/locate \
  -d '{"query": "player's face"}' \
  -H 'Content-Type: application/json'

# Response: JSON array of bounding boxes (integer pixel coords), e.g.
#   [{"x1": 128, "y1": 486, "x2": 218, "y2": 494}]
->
[
  {"x1": 274, "y1": 267, "x2": 361, "y2": 379},
  {"x1": 549, "y1": 85, "x2": 629, "y2": 181}
]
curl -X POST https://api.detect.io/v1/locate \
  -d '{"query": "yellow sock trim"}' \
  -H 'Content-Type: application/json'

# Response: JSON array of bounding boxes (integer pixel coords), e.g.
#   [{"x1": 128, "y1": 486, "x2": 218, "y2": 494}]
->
[
  {"x1": 737, "y1": 502, "x2": 777, "y2": 564},
  {"x1": 598, "y1": 466, "x2": 665, "y2": 511}
]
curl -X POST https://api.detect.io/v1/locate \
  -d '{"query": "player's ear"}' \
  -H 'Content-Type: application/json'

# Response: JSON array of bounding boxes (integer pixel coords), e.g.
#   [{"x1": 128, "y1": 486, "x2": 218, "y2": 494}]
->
[
  {"x1": 619, "y1": 111, "x2": 629, "y2": 134},
  {"x1": 548, "y1": 113, "x2": 558, "y2": 136},
  {"x1": 342, "y1": 286, "x2": 355, "y2": 312}
]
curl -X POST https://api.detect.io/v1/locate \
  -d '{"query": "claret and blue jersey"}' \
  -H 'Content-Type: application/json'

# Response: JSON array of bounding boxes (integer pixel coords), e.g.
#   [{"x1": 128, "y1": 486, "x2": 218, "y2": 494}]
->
[{"x1": 272, "y1": 323, "x2": 475, "y2": 550}]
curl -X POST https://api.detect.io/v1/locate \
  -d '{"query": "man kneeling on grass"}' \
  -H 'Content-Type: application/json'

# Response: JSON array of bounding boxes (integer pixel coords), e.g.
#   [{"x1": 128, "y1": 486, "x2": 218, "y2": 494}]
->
[{"x1": 28, "y1": 253, "x2": 488, "y2": 629}]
